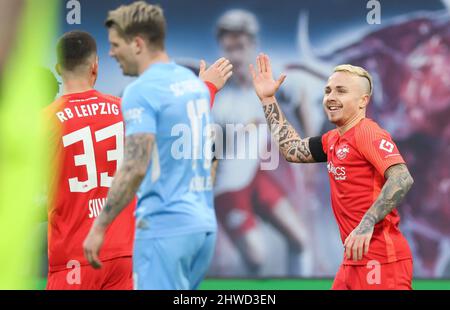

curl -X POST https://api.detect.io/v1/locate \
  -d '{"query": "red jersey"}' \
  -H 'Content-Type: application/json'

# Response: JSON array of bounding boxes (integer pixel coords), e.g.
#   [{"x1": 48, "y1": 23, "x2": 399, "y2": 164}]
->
[
  {"x1": 45, "y1": 89, "x2": 135, "y2": 272},
  {"x1": 321, "y1": 118, "x2": 412, "y2": 265}
]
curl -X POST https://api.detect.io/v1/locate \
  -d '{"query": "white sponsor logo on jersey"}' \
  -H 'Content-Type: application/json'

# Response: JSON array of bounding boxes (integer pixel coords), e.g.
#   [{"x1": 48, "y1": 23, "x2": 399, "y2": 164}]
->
[
  {"x1": 327, "y1": 161, "x2": 346, "y2": 181},
  {"x1": 379, "y1": 139, "x2": 394, "y2": 153},
  {"x1": 124, "y1": 108, "x2": 144, "y2": 124}
]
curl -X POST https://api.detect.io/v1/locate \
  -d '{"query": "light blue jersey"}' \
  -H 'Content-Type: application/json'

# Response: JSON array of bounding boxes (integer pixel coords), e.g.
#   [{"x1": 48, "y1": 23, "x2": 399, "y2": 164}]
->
[{"x1": 122, "y1": 62, "x2": 217, "y2": 239}]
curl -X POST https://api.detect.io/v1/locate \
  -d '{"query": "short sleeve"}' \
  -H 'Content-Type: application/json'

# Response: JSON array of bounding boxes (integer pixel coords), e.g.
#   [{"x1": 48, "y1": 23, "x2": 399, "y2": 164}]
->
[
  {"x1": 321, "y1": 131, "x2": 331, "y2": 154},
  {"x1": 309, "y1": 135, "x2": 327, "y2": 162},
  {"x1": 355, "y1": 123, "x2": 405, "y2": 177},
  {"x1": 122, "y1": 83, "x2": 158, "y2": 136}
]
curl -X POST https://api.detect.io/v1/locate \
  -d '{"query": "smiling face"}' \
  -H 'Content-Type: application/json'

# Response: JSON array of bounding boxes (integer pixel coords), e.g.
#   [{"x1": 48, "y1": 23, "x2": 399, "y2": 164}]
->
[
  {"x1": 105, "y1": 2, "x2": 166, "y2": 77},
  {"x1": 108, "y1": 27, "x2": 139, "y2": 76},
  {"x1": 323, "y1": 71, "x2": 371, "y2": 127}
]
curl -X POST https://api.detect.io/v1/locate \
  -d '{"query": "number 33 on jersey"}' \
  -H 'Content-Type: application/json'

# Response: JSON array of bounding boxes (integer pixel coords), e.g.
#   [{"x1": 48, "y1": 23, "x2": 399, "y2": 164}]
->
[{"x1": 44, "y1": 89, "x2": 135, "y2": 272}]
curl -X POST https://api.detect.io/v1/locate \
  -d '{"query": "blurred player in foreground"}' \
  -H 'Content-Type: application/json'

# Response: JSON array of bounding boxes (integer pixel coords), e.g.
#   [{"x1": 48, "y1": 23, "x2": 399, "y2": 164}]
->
[
  {"x1": 0, "y1": 0, "x2": 57, "y2": 289},
  {"x1": 83, "y1": 1, "x2": 232, "y2": 290},
  {"x1": 45, "y1": 31, "x2": 136, "y2": 290},
  {"x1": 250, "y1": 54, "x2": 414, "y2": 290}
]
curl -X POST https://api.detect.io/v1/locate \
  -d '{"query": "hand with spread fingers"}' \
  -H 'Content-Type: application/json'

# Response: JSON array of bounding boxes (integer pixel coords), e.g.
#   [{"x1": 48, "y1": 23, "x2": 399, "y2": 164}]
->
[
  {"x1": 199, "y1": 57, "x2": 233, "y2": 91},
  {"x1": 249, "y1": 53, "x2": 286, "y2": 103}
]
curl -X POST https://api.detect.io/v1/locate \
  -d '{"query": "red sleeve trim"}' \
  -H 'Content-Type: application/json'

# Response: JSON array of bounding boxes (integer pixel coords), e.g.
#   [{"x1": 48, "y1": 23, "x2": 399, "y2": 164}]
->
[{"x1": 204, "y1": 81, "x2": 218, "y2": 108}]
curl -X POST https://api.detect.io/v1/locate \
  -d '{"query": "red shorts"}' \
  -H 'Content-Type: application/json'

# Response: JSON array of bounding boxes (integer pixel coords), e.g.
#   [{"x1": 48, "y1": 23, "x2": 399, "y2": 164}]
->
[
  {"x1": 332, "y1": 259, "x2": 413, "y2": 290},
  {"x1": 46, "y1": 256, "x2": 133, "y2": 290},
  {"x1": 215, "y1": 170, "x2": 284, "y2": 239}
]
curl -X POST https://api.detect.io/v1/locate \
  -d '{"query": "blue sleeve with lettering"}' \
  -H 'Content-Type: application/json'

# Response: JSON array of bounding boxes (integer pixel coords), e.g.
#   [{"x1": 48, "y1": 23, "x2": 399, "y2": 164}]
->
[{"x1": 122, "y1": 82, "x2": 158, "y2": 136}]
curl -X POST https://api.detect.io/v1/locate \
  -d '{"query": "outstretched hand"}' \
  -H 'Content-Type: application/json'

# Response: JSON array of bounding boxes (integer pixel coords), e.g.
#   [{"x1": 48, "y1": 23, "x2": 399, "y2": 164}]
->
[
  {"x1": 249, "y1": 53, "x2": 286, "y2": 102},
  {"x1": 199, "y1": 57, "x2": 233, "y2": 91}
]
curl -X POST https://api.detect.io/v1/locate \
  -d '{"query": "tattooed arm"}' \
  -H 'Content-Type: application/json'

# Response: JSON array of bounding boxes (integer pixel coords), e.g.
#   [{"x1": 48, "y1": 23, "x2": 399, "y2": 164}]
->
[
  {"x1": 262, "y1": 100, "x2": 315, "y2": 163},
  {"x1": 250, "y1": 53, "x2": 315, "y2": 163},
  {"x1": 83, "y1": 133, "x2": 154, "y2": 268},
  {"x1": 96, "y1": 133, "x2": 154, "y2": 227},
  {"x1": 358, "y1": 164, "x2": 413, "y2": 230},
  {"x1": 344, "y1": 163, "x2": 414, "y2": 261}
]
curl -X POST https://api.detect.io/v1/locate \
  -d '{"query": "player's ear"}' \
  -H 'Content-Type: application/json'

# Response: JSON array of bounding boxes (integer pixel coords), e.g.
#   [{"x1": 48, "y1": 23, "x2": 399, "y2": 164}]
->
[
  {"x1": 359, "y1": 94, "x2": 370, "y2": 109},
  {"x1": 92, "y1": 59, "x2": 98, "y2": 75},
  {"x1": 90, "y1": 59, "x2": 98, "y2": 87},
  {"x1": 134, "y1": 36, "x2": 145, "y2": 55}
]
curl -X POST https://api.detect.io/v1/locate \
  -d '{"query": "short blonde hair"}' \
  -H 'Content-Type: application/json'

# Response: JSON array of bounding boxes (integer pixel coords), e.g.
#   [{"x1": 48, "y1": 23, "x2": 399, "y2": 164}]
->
[
  {"x1": 105, "y1": 1, "x2": 166, "y2": 49},
  {"x1": 333, "y1": 64, "x2": 373, "y2": 96}
]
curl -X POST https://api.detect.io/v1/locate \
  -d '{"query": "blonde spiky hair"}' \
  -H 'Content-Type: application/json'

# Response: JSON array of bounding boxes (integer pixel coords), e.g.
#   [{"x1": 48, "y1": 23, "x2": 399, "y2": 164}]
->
[
  {"x1": 333, "y1": 64, "x2": 373, "y2": 96},
  {"x1": 105, "y1": 1, "x2": 166, "y2": 49}
]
